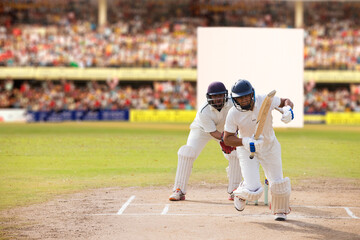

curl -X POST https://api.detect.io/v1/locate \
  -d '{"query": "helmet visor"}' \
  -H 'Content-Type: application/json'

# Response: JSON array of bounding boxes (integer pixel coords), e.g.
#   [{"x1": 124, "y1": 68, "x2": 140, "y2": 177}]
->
[
  {"x1": 231, "y1": 93, "x2": 253, "y2": 111},
  {"x1": 207, "y1": 93, "x2": 227, "y2": 110}
]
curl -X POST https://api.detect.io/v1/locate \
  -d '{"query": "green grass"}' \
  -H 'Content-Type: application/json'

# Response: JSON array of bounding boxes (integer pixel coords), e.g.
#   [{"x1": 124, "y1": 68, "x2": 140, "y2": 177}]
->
[
  {"x1": 0, "y1": 122, "x2": 359, "y2": 211},
  {"x1": 277, "y1": 125, "x2": 360, "y2": 178}
]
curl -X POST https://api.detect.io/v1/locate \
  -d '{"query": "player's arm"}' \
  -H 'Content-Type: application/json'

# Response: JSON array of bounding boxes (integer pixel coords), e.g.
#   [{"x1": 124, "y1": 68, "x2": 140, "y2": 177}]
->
[
  {"x1": 223, "y1": 131, "x2": 243, "y2": 147},
  {"x1": 278, "y1": 98, "x2": 294, "y2": 123},
  {"x1": 279, "y1": 98, "x2": 294, "y2": 109},
  {"x1": 219, "y1": 130, "x2": 237, "y2": 154},
  {"x1": 211, "y1": 130, "x2": 236, "y2": 154},
  {"x1": 209, "y1": 130, "x2": 222, "y2": 140},
  {"x1": 224, "y1": 130, "x2": 264, "y2": 154}
]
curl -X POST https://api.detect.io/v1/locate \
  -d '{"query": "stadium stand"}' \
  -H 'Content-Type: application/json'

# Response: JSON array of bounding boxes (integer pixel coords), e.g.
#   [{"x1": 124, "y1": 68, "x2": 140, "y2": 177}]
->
[
  {"x1": 0, "y1": 0, "x2": 359, "y2": 115},
  {"x1": 1, "y1": 1, "x2": 359, "y2": 70},
  {"x1": 0, "y1": 77, "x2": 196, "y2": 111},
  {"x1": 304, "y1": 81, "x2": 360, "y2": 113}
]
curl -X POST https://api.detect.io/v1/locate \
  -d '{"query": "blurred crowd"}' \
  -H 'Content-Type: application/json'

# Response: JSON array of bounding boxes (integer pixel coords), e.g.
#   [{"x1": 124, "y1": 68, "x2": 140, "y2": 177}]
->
[
  {"x1": 1, "y1": 77, "x2": 360, "y2": 113},
  {"x1": 0, "y1": 0, "x2": 359, "y2": 70},
  {"x1": 0, "y1": 78, "x2": 196, "y2": 111},
  {"x1": 304, "y1": 81, "x2": 360, "y2": 113},
  {"x1": 1, "y1": 0, "x2": 360, "y2": 114}
]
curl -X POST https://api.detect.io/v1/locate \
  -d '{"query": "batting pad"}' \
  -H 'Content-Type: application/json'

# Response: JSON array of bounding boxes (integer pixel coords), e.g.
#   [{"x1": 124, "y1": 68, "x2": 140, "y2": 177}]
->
[
  {"x1": 233, "y1": 185, "x2": 263, "y2": 202},
  {"x1": 173, "y1": 145, "x2": 196, "y2": 194},
  {"x1": 224, "y1": 151, "x2": 242, "y2": 194},
  {"x1": 270, "y1": 177, "x2": 291, "y2": 214}
]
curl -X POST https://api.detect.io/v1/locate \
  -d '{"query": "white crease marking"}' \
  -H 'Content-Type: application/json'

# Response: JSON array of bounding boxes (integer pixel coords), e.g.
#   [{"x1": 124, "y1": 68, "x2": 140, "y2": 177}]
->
[
  {"x1": 344, "y1": 207, "x2": 359, "y2": 219},
  {"x1": 117, "y1": 195, "x2": 136, "y2": 215},
  {"x1": 161, "y1": 204, "x2": 170, "y2": 215}
]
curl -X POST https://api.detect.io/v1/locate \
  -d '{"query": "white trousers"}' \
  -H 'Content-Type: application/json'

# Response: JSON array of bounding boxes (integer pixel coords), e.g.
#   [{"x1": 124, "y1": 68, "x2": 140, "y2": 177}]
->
[
  {"x1": 237, "y1": 138, "x2": 283, "y2": 191},
  {"x1": 186, "y1": 128, "x2": 213, "y2": 158},
  {"x1": 173, "y1": 128, "x2": 241, "y2": 194}
]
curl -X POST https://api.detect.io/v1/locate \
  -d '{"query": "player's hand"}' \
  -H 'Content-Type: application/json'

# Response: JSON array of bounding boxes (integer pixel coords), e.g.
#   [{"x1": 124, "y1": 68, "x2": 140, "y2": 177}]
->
[
  {"x1": 242, "y1": 135, "x2": 264, "y2": 153},
  {"x1": 220, "y1": 132, "x2": 236, "y2": 154},
  {"x1": 281, "y1": 106, "x2": 294, "y2": 124}
]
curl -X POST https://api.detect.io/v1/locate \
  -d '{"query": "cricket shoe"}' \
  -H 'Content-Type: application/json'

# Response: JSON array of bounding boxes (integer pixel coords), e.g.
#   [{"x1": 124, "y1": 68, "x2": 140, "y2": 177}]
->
[
  {"x1": 234, "y1": 196, "x2": 246, "y2": 211},
  {"x1": 228, "y1": 188, "x2": 237, "y2": 201},
  {"x1": 169, "y1": 188, "x2": 185, "y2": 201},
  {"x1": 274, "y1": 213, "x2": 287, "y2": 221},
  {"x1": 228, "y1": 192, "x2": 234, "y2": 201}
]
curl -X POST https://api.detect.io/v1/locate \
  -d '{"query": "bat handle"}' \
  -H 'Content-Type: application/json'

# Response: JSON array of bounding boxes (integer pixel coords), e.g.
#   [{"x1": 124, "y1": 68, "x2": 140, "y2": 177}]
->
[{"x1": 249, "y1": 140, "x2": 256, "y2": 159}]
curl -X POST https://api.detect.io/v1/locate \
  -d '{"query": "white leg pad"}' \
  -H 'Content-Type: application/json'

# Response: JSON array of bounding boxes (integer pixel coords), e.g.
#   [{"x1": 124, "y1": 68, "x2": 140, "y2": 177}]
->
[
  {"x1": 173, "y1": 145, "x2": 196, "y2": 194},
  {"x1": 224, "y1": 151, "x2": 242, "y2": 194},
  {"x1": 233, "y1": 185, "x2": 263, "y2": 202},
  {"x1": 270, "y1": 177, "x2": 291, "y2": 214}
]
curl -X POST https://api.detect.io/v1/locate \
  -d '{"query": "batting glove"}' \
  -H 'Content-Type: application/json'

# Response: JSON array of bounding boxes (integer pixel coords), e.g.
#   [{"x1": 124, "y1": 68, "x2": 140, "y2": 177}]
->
[
  {"x1": 281, "y1": 106, "x2": 294, "y2": 124},
  {"x1": 242, "y1": 135, "x2": 264, "y2": 153}
]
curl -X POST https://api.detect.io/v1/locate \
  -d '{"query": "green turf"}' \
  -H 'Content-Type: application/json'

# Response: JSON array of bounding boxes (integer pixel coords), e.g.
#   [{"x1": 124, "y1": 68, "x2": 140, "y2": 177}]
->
[{"x1": 0, "y1": 122, "x2": 359, "y2": 210}]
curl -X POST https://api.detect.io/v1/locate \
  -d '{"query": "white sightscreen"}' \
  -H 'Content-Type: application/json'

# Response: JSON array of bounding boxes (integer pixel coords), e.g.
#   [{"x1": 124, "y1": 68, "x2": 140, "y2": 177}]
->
[{"x1": 197, "y1": 27, "x2": 304, "y2": 128}]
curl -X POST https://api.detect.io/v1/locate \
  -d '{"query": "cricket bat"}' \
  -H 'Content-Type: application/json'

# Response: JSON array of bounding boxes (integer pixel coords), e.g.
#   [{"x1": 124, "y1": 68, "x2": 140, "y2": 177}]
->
[{"x1": 249, "y1": 90, "x2": 276, "y2": 159}]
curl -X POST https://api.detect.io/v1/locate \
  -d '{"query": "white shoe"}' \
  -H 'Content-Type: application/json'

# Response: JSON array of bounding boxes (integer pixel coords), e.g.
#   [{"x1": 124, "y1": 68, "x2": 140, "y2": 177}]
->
[
  {"x1": 234, "y1": 197, "x2": 246, "y2": 211},
  {"x1": 169, "y1": 188, "x2": 185, "y2": 201},
  {"x1": 274, "y1": 213, "x2": 287, "y2": 221}
]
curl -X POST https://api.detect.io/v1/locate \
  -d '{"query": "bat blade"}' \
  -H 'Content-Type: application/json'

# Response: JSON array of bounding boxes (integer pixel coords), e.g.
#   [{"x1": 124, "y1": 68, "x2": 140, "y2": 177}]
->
[{"x1": 249, "y1": 90, "x2": 276, "y2": 159}]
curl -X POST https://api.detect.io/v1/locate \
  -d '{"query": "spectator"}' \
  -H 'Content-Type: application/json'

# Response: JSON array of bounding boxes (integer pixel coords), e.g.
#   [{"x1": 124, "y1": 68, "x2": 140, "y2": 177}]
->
[
  {"x1": 0, "y1": 79, "x2": 196, "y2": 111},
  {"x1": 0, "y1": 1, "x2": 359, "y2": 70},
  {"x1": 304, "y1": 82, "x2": 360, "y2": 113}
]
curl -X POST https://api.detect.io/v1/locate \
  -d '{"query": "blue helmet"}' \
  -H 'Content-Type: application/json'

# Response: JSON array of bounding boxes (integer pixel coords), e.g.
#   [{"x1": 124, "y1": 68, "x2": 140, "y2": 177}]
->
[
  {"x1": 231, "y1": 79, "x2": 255, "y2": 111},
  {"x1": 206, "y1": 81, "x2": 228, "y2": 110}
]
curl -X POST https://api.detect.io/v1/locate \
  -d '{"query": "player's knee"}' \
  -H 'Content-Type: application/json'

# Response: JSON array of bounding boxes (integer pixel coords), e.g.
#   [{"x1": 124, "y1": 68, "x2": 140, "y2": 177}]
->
[
  {"x1": 270, "y1": 177, "x2": 291, "y2": 196},
  {"x1": 270, "y1": 177, "x2": 291, "y2": 214},
  {"x1": 178, "y1": 145, "x2": 196, "y2": 159}
]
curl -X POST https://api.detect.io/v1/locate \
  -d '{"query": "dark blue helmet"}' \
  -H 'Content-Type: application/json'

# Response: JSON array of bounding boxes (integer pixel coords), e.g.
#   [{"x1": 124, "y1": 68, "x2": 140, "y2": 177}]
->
[
  {"x1": 231, "y1": 79, "x2": 255, "y2": 111},
  {"x1": 206, "y1": 81, "x2": 228, "y2": 110}
]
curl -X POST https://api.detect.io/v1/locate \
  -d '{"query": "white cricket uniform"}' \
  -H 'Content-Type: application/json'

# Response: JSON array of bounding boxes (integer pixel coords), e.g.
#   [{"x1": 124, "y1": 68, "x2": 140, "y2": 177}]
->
[
  {"x1": 224, "y1": 94, "x2": 282, "y2": 191},
  {"x1": 188, "y1": 99, "x2": 233, "y2": 158},
  {"x1": 172, "y1": 98, "x2": 242, "y2": 194}
]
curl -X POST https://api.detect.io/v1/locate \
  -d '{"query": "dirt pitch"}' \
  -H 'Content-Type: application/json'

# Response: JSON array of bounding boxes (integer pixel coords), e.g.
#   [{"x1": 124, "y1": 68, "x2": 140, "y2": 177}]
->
[{"x1": 1, "y1": 179, "x2": 360, "y2": 240}]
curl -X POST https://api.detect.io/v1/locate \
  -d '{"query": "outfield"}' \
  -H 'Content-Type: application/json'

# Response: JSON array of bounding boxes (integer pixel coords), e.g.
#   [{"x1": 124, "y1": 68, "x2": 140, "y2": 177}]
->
[{"x1": 0, "y1": 122, "x2": 360, "y2": 211}]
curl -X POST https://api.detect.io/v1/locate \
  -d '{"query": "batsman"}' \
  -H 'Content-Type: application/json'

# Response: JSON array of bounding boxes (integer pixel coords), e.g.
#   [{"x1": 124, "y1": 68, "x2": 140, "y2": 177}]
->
[
  {"x1": 169, "y1": 82, "x2": 242, "y2": 201},
  {"x1": 223, "y1": 79, "x2": 294, "y2": 221}
]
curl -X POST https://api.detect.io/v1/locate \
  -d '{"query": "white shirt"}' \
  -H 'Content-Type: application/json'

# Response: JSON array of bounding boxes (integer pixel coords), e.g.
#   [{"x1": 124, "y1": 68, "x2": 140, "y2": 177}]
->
[
  {"x1": 190, "y1": 98, "x2": 233, "y2": 133},
  {"x1": 225, "y1": 94, "x2": 281, "y2": 145}
]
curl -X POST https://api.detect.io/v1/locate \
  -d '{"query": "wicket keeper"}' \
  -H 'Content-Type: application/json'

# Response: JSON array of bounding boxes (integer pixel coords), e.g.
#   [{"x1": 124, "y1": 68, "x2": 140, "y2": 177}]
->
[{"x1": 169, "y1": 82, "x2": 242, "y2": 201}]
